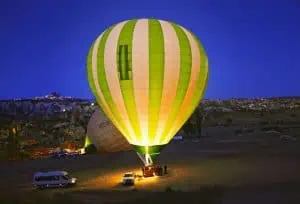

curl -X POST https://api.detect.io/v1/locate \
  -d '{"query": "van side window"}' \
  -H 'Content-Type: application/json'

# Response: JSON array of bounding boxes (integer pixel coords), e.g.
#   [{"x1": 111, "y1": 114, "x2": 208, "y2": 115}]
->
[{"x1": 35, "y1": 176, "x2": 59, "y2": 181}]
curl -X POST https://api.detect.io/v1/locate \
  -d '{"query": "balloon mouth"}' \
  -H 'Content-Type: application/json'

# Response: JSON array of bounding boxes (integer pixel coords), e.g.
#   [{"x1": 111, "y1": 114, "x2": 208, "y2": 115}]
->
[{"x1": 132, "y1": 144, "x2": 166, "y2": 166}]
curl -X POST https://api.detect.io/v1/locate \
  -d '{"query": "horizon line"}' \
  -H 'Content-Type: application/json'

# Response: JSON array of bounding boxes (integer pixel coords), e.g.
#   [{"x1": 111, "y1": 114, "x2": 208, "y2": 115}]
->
[{"x1": 1, "y1": 95, "x2": 300, "y2": 101}]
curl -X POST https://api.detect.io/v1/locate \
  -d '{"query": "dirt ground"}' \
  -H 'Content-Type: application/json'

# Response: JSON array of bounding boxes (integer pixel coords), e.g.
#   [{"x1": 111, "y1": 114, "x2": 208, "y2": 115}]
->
[{"x1": 0, "y1": 135, "x2": 300, "y2": 204}]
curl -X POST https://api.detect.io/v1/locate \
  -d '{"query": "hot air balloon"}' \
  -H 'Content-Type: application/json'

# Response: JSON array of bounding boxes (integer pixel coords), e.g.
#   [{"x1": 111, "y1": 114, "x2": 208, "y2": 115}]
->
[
  {"x1": 87, "y1": 18, "x2": 209, "y2": 166},
  {"x1": 86, "y1": 108, "x2": 132, "y2": 153}
]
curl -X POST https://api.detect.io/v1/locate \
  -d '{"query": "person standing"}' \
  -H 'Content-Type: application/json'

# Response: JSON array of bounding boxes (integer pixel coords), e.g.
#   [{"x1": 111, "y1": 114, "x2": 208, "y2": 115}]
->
[{"x1": 164, "y1": 165, "x2": 168, "y2": 174}]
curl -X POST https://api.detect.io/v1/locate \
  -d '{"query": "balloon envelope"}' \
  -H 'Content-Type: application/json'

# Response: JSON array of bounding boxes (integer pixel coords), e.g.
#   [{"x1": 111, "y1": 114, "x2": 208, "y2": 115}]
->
[
  {"x1": 87, "y1": 18, "x2": 208, "y2": 164},
  {"x1": 86, "y1": 109, "x2": 132, "y2": 153}
]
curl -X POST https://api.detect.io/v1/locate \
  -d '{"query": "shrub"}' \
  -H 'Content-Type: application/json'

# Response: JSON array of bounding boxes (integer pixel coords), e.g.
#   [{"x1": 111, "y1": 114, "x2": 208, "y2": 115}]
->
[
  {"x1": 198, "y1": 185, "x2": 223, "y2": 204},
  {"x1": 165, "y1": 186, "x2": 174, "y2": 192},
  {"x1": 261, "y1": 126, "x2": 282, "y2": 132},
  {"x1": 224, "y1": 117, "x2": 233, "y2": 127},
  {"x1": 260, "y1": 120, "x2": 269, "y2": 125},
  {"x1": 235, "y1": 129, "x2": 243, "y2": 135},
  {"x1": 244, "y1": 128, "x2": 254, "y2": 133},
  {"x1": 85, "y1": 144, "x2": 97, "y2": 154},
  {"x1": 276, "y1": 119, "x2": 284, "y2": 125}
]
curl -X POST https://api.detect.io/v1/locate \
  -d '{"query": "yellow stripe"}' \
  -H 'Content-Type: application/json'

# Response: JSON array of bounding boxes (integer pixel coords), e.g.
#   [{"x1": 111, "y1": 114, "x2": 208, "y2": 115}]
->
[
  {"x1": 153, "y1": 20, "x2": 181, "y2": 145},
  {"x1": 164, "y1": 27, "x2": 202, "y2": 143},
  {"x1": 103, "y1": 21, "x2": 137, "y2": 143},
  {"x1": 91, "y1": 33, "x2": 127, "y2": 139},
  {"x1": 131, "y1": 19, "x2": 149, "y2": 146}
]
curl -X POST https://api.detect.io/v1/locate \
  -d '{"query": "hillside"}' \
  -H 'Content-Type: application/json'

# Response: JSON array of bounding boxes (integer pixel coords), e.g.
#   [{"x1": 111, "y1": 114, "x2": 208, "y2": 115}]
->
[{"x1": 0, "y1": 94, "x2": 299, "y2": 153}]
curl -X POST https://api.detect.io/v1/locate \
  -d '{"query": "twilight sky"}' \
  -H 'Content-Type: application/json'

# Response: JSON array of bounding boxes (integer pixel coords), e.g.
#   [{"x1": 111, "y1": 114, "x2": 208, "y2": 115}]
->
[{"x1": 0, "y1": 0, "x2": 299, "y2": 99}]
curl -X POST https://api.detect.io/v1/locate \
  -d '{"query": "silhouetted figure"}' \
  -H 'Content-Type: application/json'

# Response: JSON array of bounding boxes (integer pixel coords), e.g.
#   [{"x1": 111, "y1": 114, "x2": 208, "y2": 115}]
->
[
  {"x1": 164, "y1": 165, "x2": 168, "y2": 174},
  {"x1": 159, "y1": 166, "x2": 163, "y2": 176}
]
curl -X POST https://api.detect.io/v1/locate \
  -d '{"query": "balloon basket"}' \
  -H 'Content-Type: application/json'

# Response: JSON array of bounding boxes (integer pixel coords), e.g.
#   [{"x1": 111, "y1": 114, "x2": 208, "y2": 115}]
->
[{"x1": 141, "y1": 164, "x2": 168, "y2": 178}]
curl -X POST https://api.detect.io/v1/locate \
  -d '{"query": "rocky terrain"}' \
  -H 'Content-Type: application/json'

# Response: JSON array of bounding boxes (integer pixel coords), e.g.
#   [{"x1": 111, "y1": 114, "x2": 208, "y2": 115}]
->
[
  {"x1": 0, "y1": 92, "x2": 96, "y2": 151},
  {"x1": 0, "y1": 94, "x2": 300, "y2": 203},
  {"x1": 0, "y1": 93, "x2": 299, "y2": 154}
]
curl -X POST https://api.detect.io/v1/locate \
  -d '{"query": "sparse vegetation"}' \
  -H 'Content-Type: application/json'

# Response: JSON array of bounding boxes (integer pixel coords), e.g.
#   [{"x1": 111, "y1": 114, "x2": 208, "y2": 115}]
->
[
  {"x1": 244, "y1": 128, "x2": 255, "y2": 133},
  {"x1": 224, "y1": 117, "x2": 233, "y2": 127},
  {"x1": 276, "y1": 119, "x2": 284, "y2": 125},
  {"x1": 104, "y1": 185, "x2": 223, "y2": 204},
  {"x1": 165, "y1": 186, "x2": 174, "y2": 192},
  {"x1": 0, "y1": 192, "x2": 84, "y2": 204},
  {"x1": 85, "y1": 144, "x2": 97, "y2": 154},
  {"x1": 260, "y1": 120, "x2": 269, "y2": 125},
  {"x1": 261, "y1": 126, "x2": 283, "y2": 132},
  {"x1": 235, "y1": 129, "x2": 243, "y2": 135}
]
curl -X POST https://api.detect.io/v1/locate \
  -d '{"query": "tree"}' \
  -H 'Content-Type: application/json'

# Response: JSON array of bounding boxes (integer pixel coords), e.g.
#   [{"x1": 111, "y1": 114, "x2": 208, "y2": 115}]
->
[
  {"x1": 224, "y1": 117, "x2": 233, "y2": 127},
  {"x1": 85, "y1": 144, "x2": 97, "y2": 154},
  {"x1": 182, "y1": 119, "x2": 193, "y2": 136},
  {"x1": 8, "y1": 102, "x2": 17, "y2": 115},
  {"x1": 7, "y1": 126, "x2": 19, "y2": 160},
  {"x1": 195, "y1": 107, "x2": 203, "y2": 138},
  {"x1": 71, "y1": 107, "x2": 81, "y2": 125},
  {"x1": 182, "y1": 106, "x2": 206, "y2": 138},
  {"x1": 79, "y1": 119, "x2": 88, "y2": 133},
  {"x1": 7, "y1": 129, "x2": 14, "y2": 160},
  {"x1": 195, "y1": 105, "x2": 207, "y2": 138}
]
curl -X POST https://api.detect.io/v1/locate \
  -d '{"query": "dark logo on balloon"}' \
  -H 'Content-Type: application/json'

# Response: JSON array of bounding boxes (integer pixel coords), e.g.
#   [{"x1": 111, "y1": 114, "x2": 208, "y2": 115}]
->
[{"x1": 118, "y1": 45, "x2": 132, "y2": 81}]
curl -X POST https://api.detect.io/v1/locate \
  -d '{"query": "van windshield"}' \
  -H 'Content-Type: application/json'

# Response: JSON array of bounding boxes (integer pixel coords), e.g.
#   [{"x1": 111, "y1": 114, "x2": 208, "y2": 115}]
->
[{"x1": 62, "y1": 175, "x2": 70, "y2": 180}]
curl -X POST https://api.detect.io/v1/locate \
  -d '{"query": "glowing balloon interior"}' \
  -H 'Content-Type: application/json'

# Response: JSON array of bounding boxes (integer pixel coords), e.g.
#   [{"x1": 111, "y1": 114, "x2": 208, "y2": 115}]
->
[{"x1": 87, "y1": 18, "x2": 209, "y2": 166}]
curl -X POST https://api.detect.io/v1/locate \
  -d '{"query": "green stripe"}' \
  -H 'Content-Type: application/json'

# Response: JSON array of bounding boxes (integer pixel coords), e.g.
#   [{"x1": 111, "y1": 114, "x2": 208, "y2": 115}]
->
[
  {"x1": 179, "y1": 32, "x2": 208, "y2": 131},
  {"x1": 190, "y1": 32, "x2": 209, "y2": 111},
  {"x1": 116, "y1": 19, "x2": 142, "y2": 143},
  {"x1": 87, "y1": 42, "x2": 98, "y2": 102},
  {"x1": 87, "y1": 41, "x2": 113, "y2": 132},
  {"x1": 96, "y1": 25, "x2": 131, "y2": 140},
  {"x1": 87, "y1": 29, "x2": 128, "y2": 138},
  {"x1": 160, "y1": 23, "x2": 193, "y2": 143},
  {"x1": 148, "y1": 19, "x2": 165, "y2": 144},
  {"x1": 165, "y1": 31, "x2": 209, "y2": 143},
  {"x1": 87, "y1": 41, "x2": 118, "y2": 133}
]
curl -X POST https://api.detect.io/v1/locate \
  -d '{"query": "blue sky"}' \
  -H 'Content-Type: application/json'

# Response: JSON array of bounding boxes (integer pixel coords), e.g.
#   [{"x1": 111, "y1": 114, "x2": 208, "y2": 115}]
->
[{"x1": 0, "y1": 0, "x2": 299, "y2": 99}]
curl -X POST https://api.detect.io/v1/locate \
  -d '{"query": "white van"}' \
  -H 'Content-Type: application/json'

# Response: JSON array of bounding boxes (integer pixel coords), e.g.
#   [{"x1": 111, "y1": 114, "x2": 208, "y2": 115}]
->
[
  {"x1": 32, "y1": 171, "x2": 77, "y2": 189},
  {"x1": 122, "y1": 172, "x2": 135, "y2": 185}
]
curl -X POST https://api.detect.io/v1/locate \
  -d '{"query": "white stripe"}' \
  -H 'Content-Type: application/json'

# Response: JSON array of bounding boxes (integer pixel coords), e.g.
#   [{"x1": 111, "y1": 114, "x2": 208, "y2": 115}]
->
[
  {"x1": 91, "y1": 33, "x2": 128, "y2": 140},
  {"x1": 132, "y1": 19, "x2": 149, "y2": 146},
  {"x1": 103, "y1": 21, "x2": 137, "y2": 144},
  {"x1": 153, "y1": 20, "x2": 181, "y2": 145},
  {"x1": 163, "y1": 27, "x2": 202, "y2": 144}
]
